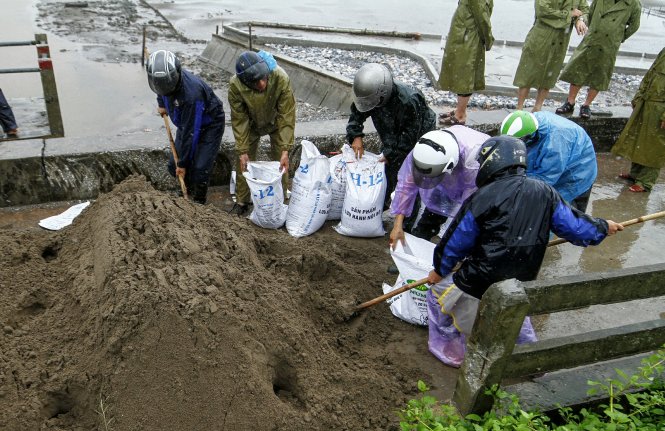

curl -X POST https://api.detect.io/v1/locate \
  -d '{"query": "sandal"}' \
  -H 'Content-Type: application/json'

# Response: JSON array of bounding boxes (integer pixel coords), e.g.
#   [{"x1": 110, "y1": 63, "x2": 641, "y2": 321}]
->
[
  {"x1": 579, "y1": 105, "x2": 591, "y2": 119},
  {"x1": 628, "y1": 184, "x2": 648, "y2": 193},
  {"x1": 618, "y1": 172, "x2": 635, "y2": 182},
  {"x1": 438, "y1": 110, "x2": 455, "y2": 120},
  {"x1": 555, "y1": 100, "x2": 575, "y2": 115},
  {"x1": 439, "y1": 115, "x2": 465, "y2": 126}
]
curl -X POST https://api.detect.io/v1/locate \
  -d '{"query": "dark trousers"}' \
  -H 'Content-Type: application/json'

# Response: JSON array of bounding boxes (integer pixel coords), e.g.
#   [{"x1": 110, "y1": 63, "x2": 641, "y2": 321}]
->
[
  {"x1": 384, "y1": 154, "x2": 406, "y2": 210},
  {"x1": 404, "y1": 207, "x2": 448, "y2": 240},
  {"x1": 0, "y1": 89, "x2": 18, "y2": 133},
  {"x1": 571, "y1": 186, "x2": 592, "y2": 213},
  {"x1": 168, "y1": 120, "x2": 224, "y2": 204}
]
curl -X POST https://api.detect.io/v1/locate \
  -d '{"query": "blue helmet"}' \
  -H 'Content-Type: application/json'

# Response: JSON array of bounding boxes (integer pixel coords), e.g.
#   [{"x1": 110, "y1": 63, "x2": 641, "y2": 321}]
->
[{"x1": 235, "y1": 51, "x2": 269, "y2": 88}]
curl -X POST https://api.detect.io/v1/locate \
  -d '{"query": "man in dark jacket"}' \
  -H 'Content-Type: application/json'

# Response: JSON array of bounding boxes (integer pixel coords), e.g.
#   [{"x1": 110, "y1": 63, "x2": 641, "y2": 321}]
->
[
  {"x1": 425, "y1": 135, "x2": 623, "y2": 367},
  {"x1": 346, "y1": 63, "x2": 436, "y2": 209},
  {"x1": 0, "y1": 88, "x2": 19, "y2": 138},
  {"x1": 147, "y1": 50, "x2": 225, "y2": 204}
]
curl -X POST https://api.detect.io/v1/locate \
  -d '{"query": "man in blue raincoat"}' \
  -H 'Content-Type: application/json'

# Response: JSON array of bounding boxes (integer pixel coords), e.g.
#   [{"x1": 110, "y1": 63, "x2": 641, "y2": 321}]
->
[{"x1": 501, "y1": 110, "x2": 597, "y2": 211}]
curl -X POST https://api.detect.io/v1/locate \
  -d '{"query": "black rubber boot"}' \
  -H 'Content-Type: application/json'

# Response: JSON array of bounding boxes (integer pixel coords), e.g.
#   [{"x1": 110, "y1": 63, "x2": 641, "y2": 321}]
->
[{"x1": 192, "y1": 182, "x2": 208, "y2": 205}]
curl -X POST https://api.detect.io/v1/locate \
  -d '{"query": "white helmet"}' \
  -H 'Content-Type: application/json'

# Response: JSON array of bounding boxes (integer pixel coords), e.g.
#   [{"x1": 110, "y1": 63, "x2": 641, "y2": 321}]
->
[
  {"x1": 412, "y1": 130, "x2": 459, "y2": 189},
  {"x1": 352, "y1": 63, "x2": 393, "y2": 112}
]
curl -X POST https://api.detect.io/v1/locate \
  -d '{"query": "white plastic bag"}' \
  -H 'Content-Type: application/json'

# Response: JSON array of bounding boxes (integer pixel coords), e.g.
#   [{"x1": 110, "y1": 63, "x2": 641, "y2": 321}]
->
[
  {"x1": 286, "y1": 140, "x2": 333, "y2": 237},
  {"x1": 230, "y1": 170, "x2": 236, "y2": 196},
  {"x1": 333, "y1": 151, "x2": 387, "y2": 237},
  {"x1": 243, "y1": 161, "x2": 287, "y2": 229},
  {"x1": 327, "y1": 144, "x2": 355, "y2": 221},
  {"x1": 383, "y1": 233, "x2": 437, "y2": 325}
]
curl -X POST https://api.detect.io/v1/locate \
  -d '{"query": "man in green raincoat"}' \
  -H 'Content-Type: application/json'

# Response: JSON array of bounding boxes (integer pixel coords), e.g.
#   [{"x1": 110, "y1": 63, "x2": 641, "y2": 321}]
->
[
  {"x1": 228, "y1": 50, "x2": 296, "y2": 215},
  {"x1": 513, "y1": 0, "x2": 589, "y2": 111},
  {"x1": 556, "y1": 0, "x2": 641, "y2": 119},
  {"x1": 611, "y1": 47, "x2": 665, "y2": 192},
  {"x1": 437, "y1": 0, "x2": 494, "y2": 126}
]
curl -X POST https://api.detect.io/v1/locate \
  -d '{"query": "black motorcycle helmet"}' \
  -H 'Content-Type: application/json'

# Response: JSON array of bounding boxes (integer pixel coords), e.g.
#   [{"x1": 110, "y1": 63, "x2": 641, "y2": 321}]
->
[
  {"x1": 235, "y1": 51, "x2": 269, "y2": 88},
  {"x1": 475, "y1": 135, "x2": 527, "y2": 187},
  {"x1": 146, "y1": 50, "x2": 181, "y2": 96}
]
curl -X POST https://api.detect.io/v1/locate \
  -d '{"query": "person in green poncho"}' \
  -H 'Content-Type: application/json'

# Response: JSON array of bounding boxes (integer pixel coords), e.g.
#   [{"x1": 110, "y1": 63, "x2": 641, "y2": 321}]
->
[
  {"x1": 555, "y1": 0, "x2": 641, "y2": 119},
  {"x1": 513, "y1": 0, "x2": 589, "y2": 112},
  {"x1": 437, "y1": 0, "x2": 494, "y2": 126},
  {"x1": 611, "y1": 47, "x2": 665, "y2": 193},
  {"x1": 228, "y1": 50, "x2": 296, "y2": 215}
]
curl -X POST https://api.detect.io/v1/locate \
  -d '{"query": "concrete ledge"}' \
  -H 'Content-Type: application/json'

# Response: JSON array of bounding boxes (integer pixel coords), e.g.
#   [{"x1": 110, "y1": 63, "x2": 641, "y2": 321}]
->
[{"x1": 506, "y1": 354, "x2": 650, "y2": 413}]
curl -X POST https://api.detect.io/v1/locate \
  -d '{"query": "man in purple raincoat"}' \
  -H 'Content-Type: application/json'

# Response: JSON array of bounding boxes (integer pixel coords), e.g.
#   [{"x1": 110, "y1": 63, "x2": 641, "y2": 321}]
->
[{"x1": 389, "y1": 126, "x2": 487, "y2": 248}]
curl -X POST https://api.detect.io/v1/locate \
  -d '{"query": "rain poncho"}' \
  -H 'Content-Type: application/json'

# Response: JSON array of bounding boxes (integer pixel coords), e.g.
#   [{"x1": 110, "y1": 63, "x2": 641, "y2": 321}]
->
[
  {"x1": 438, "y1": 0, "x2": 494, "y2": 94},
  {"x1": 427, "y1": 168, "x2": 609, "y2": 367},
  {"x1": 390, "y1": 125, "x2": 488, "y2": 219},
  {"x1": 229, "y1": 55, "x2": 296, "y2": 204},
  {"x1": 611, "y1": 48, "x2": 665, "y2": 169},
  {"x1": 513, "y1": 0, "x2": 589, "y2": 89},
  {"x1": 346, "y1": 81, "x2": 436, "y2": 207},
  {"x1": 0, "y1": 88, "x2": 18, "y2": 133},
  {"x1": 229, "y1": 64, "x2": 296, "y2": 155},
  {"x1": 527, "y1": 111, "x2": 597, "y2": 203},
  {"x1": 433, "y1": 168, "x2": 608, "y2": 299},
  {"x1": 158, "y1": 69, "x2": 225, "y2": 170},
  {"x1": 559, "y1": 0, "x2": 641, "y2": 91}
]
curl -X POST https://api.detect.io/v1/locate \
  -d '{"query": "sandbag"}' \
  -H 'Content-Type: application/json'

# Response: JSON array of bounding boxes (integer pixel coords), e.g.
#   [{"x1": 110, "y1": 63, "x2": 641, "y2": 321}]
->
[
  {"x1": 384, "y1": 233, "x2": 437, "y2": 325},
  {"x1": 243, "y1": 162, "x2": 287, "y2": 229},
  {"x1": 327, "y1": 144, "x2": 355, "y2": 221},
  {"x1": 286, "y1": 140, "x2": 333, "y2": 238},
  {"x1": 333, "y1": 151, "x2": 386, "y2": 237}
]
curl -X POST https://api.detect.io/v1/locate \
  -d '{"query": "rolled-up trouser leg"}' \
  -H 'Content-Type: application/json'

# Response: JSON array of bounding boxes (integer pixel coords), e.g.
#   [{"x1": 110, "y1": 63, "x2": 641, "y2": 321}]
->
[{"x1": 630, "y1": 162, "x2": 660, "y2": 191}]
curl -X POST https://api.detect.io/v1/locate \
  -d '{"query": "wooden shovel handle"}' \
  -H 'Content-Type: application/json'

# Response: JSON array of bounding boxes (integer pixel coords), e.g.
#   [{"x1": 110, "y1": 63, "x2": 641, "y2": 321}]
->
[
  {"x1": 357, "y1": 277, "x2": 429, "y2": 310},
  {"x1": 162, "y1": 114, "x2": 188, "y2": 199},
  {"x1": 548, "y1": 210, "x2": 665, "y2": 247}
]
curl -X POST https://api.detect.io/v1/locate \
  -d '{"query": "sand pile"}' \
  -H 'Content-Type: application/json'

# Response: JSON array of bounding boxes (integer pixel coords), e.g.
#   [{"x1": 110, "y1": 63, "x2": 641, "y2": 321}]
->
[{"x1": 0, "y1": 176, "x2": 450, "y2": 431}]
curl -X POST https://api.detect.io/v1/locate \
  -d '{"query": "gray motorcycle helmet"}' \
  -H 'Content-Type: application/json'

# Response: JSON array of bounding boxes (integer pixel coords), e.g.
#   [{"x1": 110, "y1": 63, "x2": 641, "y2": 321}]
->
[
  {"x1": 147, "y1": 50, "x2": 181, "y2": 96},
  {"x1": 352, "y1": 63, "x2": 393, "y2": 112},
  {"x1": 475, "y1": 135, "x2": 527, "y2": 187}
]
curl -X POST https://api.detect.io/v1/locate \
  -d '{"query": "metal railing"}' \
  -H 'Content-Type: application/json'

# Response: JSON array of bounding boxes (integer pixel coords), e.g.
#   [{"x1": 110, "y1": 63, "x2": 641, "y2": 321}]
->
[{"x1": 0, "y1": 34, "x2": 64, "y2": 139}]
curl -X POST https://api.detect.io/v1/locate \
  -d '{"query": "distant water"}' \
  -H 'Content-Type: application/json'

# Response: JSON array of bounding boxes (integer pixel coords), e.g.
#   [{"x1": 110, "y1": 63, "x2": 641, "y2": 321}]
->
[{"x1": 152, "y1": 0, "x2": 665, "y2": 54}]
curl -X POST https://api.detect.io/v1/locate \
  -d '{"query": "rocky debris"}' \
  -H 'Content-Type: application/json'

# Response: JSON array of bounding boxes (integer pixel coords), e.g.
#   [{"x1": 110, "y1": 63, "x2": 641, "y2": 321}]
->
[{"x1": 267, "y1": 44, "x2": 642, "y2": 110}]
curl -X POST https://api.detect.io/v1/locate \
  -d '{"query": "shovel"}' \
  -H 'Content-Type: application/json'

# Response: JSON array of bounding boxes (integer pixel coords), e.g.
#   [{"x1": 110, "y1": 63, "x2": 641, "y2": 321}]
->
[
  {"x1": 350, "y1": 209, "x2": 665, "y2": 318},
  {"x1": 162, "y1": 114, "x2": 188, "y2": 199}
]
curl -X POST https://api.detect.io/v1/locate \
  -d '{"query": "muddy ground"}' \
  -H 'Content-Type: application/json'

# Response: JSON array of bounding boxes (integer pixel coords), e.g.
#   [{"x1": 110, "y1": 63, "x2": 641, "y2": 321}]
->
[{"x1": 0, "y1": 176, "x2": 460, "y2": 431}]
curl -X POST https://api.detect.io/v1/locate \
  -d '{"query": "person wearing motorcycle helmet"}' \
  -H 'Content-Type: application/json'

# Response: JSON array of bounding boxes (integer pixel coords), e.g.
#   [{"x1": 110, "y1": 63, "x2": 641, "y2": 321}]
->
[
  {"x1": 389, "y1": 126, "x2": 488, "y2": 250},
  {"x1": 346, "y1": 63, "x2": 436, "y2": 210},
  {"x1": 147, "y1": 50, "x2": 225, "y2": 204},
  {"x1": 228, "y1": 50, "x2": 296, "y2": 216},
  {"x1": 424, "y1": 135, "x2": 623, "y2": 368},
  {"x1": 501, "y1": 110, "x2": 597, "y2": 212}
]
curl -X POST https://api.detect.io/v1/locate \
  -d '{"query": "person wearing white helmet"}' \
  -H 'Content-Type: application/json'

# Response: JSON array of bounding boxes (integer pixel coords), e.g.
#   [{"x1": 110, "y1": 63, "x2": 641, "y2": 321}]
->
[
  {"x1": 425, "y1": 135, "x2": 622, "y2": 368},
  {"x1": 147, "y1": 50, "x2": 225, "y2": 204},
  {"x1": 347, "y1": 63, "x2": 437, "y2": 210},
  {"x1": 500, "y1": 110, "x2": 597, "y2": 212},
  {"x1": 389, "y1": 126, "x2": 488, "y2": 250}
]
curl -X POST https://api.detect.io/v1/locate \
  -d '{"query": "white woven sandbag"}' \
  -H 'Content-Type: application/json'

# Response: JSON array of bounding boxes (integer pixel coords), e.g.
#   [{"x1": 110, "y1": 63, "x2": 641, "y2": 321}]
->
[
  {"x1": 286, "y1": 140, "x2": 332, "y2": 237},
  {"x1": 333, "y1": 151, "x2": 387, "y2": 237},
  {"x1": 326, "y1": 144, "x2": 355, "y2": 221},
  {"x1": 243, "y1": 161, "x2": 287, "y2": 229}
]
